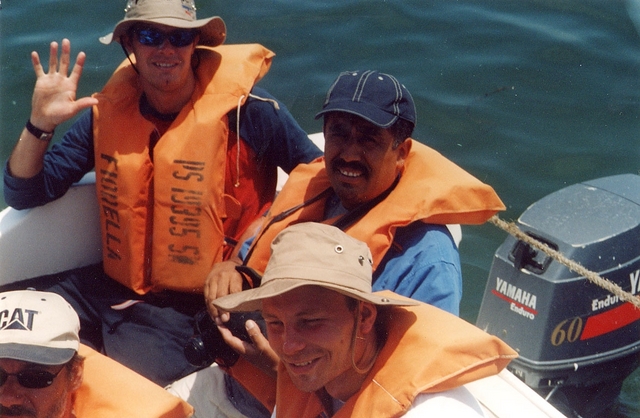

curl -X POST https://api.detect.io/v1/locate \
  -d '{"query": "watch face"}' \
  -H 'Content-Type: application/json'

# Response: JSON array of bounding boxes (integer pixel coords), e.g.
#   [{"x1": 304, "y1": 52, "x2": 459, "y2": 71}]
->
[{"x1": 26, "y1": 120, "x2": 53, "y2": 141}]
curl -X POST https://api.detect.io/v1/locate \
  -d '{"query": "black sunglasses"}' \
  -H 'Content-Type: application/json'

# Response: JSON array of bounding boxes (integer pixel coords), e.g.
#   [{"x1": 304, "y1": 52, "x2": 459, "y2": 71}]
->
[
  {"x1": 134, "y1": 27, "x2": 198, "y2": 48},
  {"x1": 0, "y1": 367, "x2": 64, "y2": 389}
]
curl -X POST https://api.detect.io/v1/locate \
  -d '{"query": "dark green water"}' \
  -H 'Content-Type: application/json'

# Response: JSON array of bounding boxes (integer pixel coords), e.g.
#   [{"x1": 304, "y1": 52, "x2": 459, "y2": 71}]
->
[{"x1": 1, "y1": 0, "x2": 639, "y2": 415}]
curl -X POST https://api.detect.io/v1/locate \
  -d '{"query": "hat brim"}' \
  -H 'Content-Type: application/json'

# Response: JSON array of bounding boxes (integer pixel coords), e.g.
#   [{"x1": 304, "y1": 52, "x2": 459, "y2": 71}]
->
[
  {"x1": 213, "y1": 278, "x2": 417, "y2": 313},
  {"x1": 0, "y1": 343, "x2": 75, "y2": 365},
  {"x1": 315, "y1": 99, "x2": 401, "y2": 128},
  {"x1": 99, "y1": 16, "x2": 226, "y2": 47}
]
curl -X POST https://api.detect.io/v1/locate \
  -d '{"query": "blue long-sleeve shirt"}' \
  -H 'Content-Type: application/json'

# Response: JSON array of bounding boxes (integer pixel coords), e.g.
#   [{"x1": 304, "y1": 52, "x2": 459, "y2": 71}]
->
[
  {"x1": 4, "y1": 87, "x2": 322, "y2": 209},
  {"x1": 373, "y1": 223, "x2": 462, "y2": 315}
]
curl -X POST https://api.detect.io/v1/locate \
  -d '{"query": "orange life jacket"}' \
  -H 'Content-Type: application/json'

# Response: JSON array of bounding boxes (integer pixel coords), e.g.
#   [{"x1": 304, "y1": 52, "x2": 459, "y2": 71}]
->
[
  {"x1": 245, "y1": 139, "x2": 505, "y2": 277},
  {"x1": 230, "y1": 290, "x2": 517, "y2": 416},
  {"x1": 74, "y1": 345, "x2": 193, "y2": 418},
  {"x1": 92, "y1": 44, "x2": 274, "y2": 294}
]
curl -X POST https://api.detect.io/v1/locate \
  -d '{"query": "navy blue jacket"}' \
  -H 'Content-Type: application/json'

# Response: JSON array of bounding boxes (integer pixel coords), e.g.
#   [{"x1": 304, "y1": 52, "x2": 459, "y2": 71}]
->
[{"x1": 4, "y1": 87, "x2": 322, "y2": 209}]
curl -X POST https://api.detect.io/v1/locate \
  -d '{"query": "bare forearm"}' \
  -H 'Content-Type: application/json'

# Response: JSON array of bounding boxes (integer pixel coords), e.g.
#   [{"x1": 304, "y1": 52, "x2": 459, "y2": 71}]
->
[{"x1": 8, "y1": 127, "x2": 51, "y2": 179}]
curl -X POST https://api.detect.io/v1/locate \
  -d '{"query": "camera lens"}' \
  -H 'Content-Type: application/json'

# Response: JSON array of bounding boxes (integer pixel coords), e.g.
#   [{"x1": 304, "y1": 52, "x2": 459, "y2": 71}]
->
[
  {"x1": 183, "y1": 310, "x2": 241, "y2": 367},
  {"x1": 183, "y1": 334, "x2": 216, "y2": 367},
  {"x1": 183, "y1": 310, "x2": 265, "y2": 367}
]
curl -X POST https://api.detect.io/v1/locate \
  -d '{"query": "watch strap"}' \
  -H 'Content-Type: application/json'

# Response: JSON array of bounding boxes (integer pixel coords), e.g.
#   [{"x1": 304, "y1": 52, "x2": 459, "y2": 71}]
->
[{"x1": 25, "y1": 119, "x2": 54, "y2": 142}]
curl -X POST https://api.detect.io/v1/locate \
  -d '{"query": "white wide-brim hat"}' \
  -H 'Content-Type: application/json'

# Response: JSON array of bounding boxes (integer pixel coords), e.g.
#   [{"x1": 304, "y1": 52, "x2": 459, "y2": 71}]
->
[{"x1": 99, "y1": 0, "x2": 226, "y2": 47}]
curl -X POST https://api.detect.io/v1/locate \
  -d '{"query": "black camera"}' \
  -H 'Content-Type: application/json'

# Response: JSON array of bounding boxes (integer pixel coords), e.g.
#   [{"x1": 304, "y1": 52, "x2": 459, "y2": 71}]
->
[{"x1": 183, "y1": 309, "x2": 264, "y2": 367}]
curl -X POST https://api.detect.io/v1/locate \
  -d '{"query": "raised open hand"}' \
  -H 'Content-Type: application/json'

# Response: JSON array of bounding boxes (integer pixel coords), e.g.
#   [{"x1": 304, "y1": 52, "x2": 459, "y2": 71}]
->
[{"x1": 30, "y1": 39, "x2": 99, "y2": 132}]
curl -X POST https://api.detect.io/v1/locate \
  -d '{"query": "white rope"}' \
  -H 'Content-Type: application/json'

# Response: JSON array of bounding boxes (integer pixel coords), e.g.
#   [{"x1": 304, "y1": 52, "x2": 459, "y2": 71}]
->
[
  {"x1": 233, "y1": 94, "x2": 280, "y2": 188},
  {"x1": 234, "y1": 95, "x2": 244, "y2": 187},
  {"x1": 488, "y1": 215, "x2": 640, "y2": 310}
]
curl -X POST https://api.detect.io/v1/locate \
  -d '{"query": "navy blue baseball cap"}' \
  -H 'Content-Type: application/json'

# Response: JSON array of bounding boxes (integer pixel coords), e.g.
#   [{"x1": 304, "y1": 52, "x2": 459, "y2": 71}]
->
[{"x1": 315, "y1": 70, "x2": 417, "y2": 128}]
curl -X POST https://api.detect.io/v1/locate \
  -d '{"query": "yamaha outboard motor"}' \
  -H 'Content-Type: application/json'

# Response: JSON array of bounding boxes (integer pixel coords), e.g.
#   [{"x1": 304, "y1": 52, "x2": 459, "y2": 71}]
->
[{"x1": 476, "y1": 174, "x2": 640, "y2": 418}]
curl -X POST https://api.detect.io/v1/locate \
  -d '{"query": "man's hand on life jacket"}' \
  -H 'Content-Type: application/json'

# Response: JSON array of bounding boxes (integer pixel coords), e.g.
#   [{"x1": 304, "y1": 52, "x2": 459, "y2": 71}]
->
[
  {"x1": 205, "y1": 257, "x2": 245, "y2": 319},
  {"x1": 30, "y1": 39, "x2": 99, "y2": 132},
  {"x1": 216, "y1": 317, "x2": 278, "y2": 379}
]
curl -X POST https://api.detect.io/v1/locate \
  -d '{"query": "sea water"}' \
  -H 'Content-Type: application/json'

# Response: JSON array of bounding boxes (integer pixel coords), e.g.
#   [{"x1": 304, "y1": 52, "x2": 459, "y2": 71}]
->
[{"x1": 1, "y1": 0, "x2": 638, "y2": 415}]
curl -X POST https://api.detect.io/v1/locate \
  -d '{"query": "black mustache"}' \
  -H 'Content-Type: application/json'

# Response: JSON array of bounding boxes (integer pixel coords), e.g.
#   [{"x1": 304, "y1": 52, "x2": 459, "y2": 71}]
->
[
  {"x1": 0, "y1": 405, "x2": 36, "y2": 417},
  {"x1": 331, "y1": 160, "x2": 368, "y2": 176}
]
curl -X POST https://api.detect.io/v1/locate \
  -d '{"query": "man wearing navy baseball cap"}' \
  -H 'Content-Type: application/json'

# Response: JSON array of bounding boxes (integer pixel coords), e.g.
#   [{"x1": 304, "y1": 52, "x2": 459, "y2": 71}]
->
[
  {"x1": 169, "y1": 70, "x2": 504, "y2": 416},
  {"x1": 205, "y1": 70, "x2": 505, "y2": 317}
]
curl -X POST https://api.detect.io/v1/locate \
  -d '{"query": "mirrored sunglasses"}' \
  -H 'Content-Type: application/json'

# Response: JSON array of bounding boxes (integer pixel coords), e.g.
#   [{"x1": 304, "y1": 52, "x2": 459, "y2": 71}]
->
[
  {"x1": 0, "y1": 367, "x2": 63, "y2": 389},
  {"x1": 135, "y1": 27, "x2": 197, "y2": 48}
]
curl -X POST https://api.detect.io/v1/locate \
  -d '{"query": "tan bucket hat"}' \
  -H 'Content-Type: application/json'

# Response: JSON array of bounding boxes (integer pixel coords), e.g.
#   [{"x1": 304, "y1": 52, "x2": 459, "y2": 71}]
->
[
  {"x1": 99, "y1": 0, "x2": 226, "y2": 47},
  {"x1": 213, "y1": 223, "x2": 418, "y2": 313}
]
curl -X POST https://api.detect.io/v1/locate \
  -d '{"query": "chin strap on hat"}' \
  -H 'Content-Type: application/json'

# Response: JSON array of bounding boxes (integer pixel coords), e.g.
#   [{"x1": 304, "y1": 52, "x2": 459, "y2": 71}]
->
[{"x1": 120, "y1": 36, "x2": 139, "y2": 74}]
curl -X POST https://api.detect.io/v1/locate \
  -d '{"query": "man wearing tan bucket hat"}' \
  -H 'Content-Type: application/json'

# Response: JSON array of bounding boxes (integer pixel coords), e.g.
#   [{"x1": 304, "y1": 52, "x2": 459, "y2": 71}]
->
[
  {"x1": 211, "y1": 223, "x2": 517, "y2": 417},
  {"x1": 3, "y1": 0, "x2": 321, "y2": 389}
]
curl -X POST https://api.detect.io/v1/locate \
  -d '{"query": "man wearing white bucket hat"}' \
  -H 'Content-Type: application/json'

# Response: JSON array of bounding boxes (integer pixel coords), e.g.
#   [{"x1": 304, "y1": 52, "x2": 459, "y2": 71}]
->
[
  {"x1": 0, "y1": 290, "x2": 194, "y2": 418},
  {"x1": 212, "y1": 223, "x2": 517, "y2": 417},
  {"x1": 4, "y1": 0, "x2": 321, "y2": 389}
]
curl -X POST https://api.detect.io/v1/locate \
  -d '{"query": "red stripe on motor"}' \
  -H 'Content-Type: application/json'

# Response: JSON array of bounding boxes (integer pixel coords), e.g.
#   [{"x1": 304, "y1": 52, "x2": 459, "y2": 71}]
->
[{"x1": 581, "y1": 303, "x2": 640, "y2": 340}]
